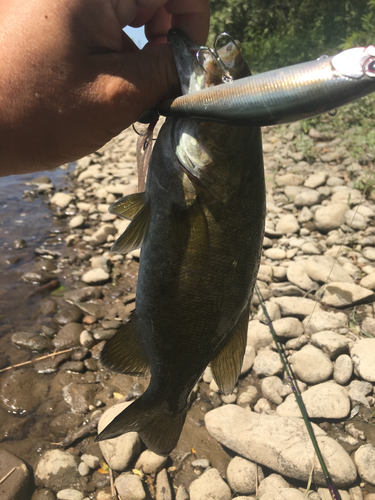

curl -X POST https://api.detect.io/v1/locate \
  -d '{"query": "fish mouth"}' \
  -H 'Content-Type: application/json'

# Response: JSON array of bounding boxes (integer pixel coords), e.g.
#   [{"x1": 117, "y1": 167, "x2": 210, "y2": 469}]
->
[{"x1": 168, "y1": 28, "x2": 249, "y2": 95}]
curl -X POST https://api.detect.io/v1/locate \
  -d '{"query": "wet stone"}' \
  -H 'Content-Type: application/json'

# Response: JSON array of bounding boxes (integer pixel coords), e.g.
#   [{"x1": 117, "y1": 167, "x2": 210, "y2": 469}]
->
[
  {"x1": 40, "y1": 298, "x2": 58, "y2": 315},
  {"x1": 0, "y1": 449, "x2": 30, "y2": 500},
  {"x1": 63, "y1": 382, "x2": 99, "y2": 413},
  {"x1": 31, "y1": 489, "x2": 56, "y2": 500},
  {"x1": 52, "y1": 323, "x2": 84, "y2": 350},
  {"x1": 92, "y1": 328, "x2": 117, "y2": 340},
  {"x1": 0, "y1": 368, "x2": 50, "y2": 415},
  {"x1": 55, "y1": 306, "x2": 84, "y2": 326},
  {"x1": 61, "y1": 361, "x2": 85, "y2": 373},
  {"x1": 35, "y1": 450, "x2": 80, "y2": 492},
  {"x1": 11, "y1": 331, "x2": 52, "y2": 352},
  {"x1": 81, "y1": 268, "x2": 110, "y2": 285},
  {"x1": 22, "y1": 271, "x2": 57, "y2": 285},
  {"x1": 50, "y1": 413, "x2": 84, "y2": 438},
  {"x1": 56, "y1": 489, "x2": 84, "y2": 500},
  {"x1": 64, "y1": 287, "x2": 103, "y2": 303}
]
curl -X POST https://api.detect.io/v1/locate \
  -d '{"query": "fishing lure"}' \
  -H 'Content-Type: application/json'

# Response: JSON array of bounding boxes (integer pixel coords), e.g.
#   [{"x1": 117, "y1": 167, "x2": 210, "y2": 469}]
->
[{"x1": 139, "y1": 40, "x2": 375, "y2": 127}]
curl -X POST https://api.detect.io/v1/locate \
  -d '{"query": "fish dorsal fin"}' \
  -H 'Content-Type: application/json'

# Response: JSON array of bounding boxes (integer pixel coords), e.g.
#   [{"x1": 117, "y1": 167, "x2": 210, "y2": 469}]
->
[
  {"x1": 100, "y1": 311, "x2": 150, "y2": 375},
  {"x1": 110, "y1": 200, "x2": 150, "y2": 254},
  {"x1": 109, "y1": 192, "x2": 147, "y2": 220},
  {"x1": 210, "y1": 305, "x2": 250, "y2": 395}
]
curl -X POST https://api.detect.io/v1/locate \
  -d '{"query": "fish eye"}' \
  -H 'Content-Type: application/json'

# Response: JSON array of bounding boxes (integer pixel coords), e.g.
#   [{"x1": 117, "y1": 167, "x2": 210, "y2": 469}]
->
[{"x1": 365, "y1": 57, "x2": 375, "y2": 77}]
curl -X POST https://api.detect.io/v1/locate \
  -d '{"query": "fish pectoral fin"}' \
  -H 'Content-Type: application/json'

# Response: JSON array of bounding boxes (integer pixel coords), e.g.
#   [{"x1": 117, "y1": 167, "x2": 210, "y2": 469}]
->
[
  {"x1": 210, "y1": 305, "x2": 250, "y2": 395},
  {"x1": 110, "y1": 200, "x2": 150, "y2": 254},
  {"x1": 109, "y1": 192, "x2": 147, "y2": 220},
  {"x1": 188, "y1": 198, "x2": 209, "y2": 255},
  {"x1": 100, "y1": 312, "x2": 150, "y2": 375},
  {"x1": 95, "y1": 395, "x2": 186, "y2": 456}
]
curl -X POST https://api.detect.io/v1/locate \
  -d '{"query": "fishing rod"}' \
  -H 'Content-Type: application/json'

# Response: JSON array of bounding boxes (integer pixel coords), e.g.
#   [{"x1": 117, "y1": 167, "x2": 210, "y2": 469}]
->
[{"x1": 255, "y1": 285, "x2": 342, "y2": 500}]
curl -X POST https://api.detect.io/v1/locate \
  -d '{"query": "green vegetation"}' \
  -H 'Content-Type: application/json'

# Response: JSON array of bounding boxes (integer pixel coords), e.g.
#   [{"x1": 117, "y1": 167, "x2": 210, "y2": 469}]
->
[{"x1": 209, "y1": 0, "x2": 373, "y2": 72}]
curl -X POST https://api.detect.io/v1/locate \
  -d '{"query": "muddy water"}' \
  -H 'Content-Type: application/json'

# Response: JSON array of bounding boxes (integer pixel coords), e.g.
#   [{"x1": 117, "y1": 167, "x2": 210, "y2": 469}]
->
[{"x1": 0, "y1": 167, "x2": 74, "y2": 464}]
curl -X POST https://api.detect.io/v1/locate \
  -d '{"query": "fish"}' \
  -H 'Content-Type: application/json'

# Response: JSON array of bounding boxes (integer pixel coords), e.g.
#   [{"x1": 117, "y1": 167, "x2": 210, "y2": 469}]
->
[
  {"x1": 95, "y1": 29, "x2": 266, "y2": 456},
  {"x1": 139, "y1": 45, "x2": 375, "y2": 127}
]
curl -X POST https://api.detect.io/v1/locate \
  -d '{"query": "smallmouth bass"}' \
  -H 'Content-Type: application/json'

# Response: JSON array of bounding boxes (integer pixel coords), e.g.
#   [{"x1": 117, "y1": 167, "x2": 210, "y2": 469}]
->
[{"x1": 96, "y1": 30, "x2": 265, "y2": 456}]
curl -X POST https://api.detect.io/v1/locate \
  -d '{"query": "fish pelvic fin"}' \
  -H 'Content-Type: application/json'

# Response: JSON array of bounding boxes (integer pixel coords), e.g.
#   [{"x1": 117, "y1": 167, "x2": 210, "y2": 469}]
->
[
  {"x1": 95, "y1": 396, "x2": 186, "y2": 456},
  {"x1": 110, "y1": 199, "x2": 150, "y2": 254},
  {"x1": 210, "y1": 304, "x2": 250, "y2": 395},
  {"x1": 109, "y1": 192, "x2": 147, "y2": 220},
  {"x1": 100, "y1": 312, "x2": 150, "y2": 375}
]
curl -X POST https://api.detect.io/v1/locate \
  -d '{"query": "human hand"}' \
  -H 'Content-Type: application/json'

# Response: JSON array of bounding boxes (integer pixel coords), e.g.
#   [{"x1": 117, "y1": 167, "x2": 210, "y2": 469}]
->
[{"x1": 0, "y1": 0, "x2": 209, "y2": 175}]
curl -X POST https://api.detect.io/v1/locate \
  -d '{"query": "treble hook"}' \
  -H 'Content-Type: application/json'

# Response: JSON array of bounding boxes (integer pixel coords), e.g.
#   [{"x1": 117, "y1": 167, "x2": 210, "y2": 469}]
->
[{"x1": 195, "y1": 31, "x2": 241, "y2": 83}]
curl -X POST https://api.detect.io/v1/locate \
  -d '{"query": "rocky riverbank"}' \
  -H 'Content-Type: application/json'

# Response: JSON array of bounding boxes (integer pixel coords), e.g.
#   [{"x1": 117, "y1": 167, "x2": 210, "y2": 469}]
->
[{"x1": 1, "y1": 118, "x2": 375, "y2": 500}]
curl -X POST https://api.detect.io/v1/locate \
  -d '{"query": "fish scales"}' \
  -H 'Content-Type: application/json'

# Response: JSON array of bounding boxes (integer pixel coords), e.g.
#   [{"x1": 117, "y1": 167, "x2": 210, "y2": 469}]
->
[{"x1": 96, "y1": 30, "x2": 265, "y2": 455}]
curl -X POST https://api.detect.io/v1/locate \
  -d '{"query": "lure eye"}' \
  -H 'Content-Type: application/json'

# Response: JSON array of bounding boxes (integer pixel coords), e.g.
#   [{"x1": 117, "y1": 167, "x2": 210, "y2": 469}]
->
[{"x1": 365, "y1": 57, "x2": 375, "y2": 77}]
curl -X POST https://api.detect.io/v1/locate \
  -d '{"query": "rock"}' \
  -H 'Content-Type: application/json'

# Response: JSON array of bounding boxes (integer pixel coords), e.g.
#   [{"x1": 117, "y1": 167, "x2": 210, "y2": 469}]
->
[
  {"x1": 261, "y1": 376, "x2": 284, "y2": 405},
  {"x1": 156, "y1": 468, "x2": 173, "y2": 500},
  {"x1": 360, "y1": 272, "x2": 375, "y2": 290},
  {"x1": 318, "y1": 489, "x2": 351, "y2": 500},
  {"x1": 64, "y1": 287, "x2": 103, "y2": 303},
  {"x1": 302, "y1": 311, "x2": 348, "y2": 335},
  {"x1": 254, "y1": 397, "x2": 272, "y2": 413},
  {"x1": 294, "y1": 189, "x2": 325, "y2": 208},
  {"x1": 363, "y1": 247, "x2": 375, "y2": 261},
  {"x1": 277, "y1": 381, "x2": 350, "y2": 419},
  {"x1": 69, "y1": 215, "x2": 85, "y2": 229},
  {"x1": 319, "y1": 282, "x2": 375, "y2": 308},
  {"x1": 0, "y1": 368, "x2": 49, "y2": 415},
  {"x1": 310, "y1": 331, "x2": 349, "y2": 359},
  {"x1": 50, "y1": 413, "x2": 84, "y2": 438},
  {"x1": 56, "y1": 490, "x2": 84, "y2": 500},
  {"x1": 253, "y1": 350, "x2": 283, "y2": 377},
  {"x1": 247, "y1": 320, "x2": 273, "y2": 350},
  {"x1": 35, "y1": 450, "x2": 80, "y2": 492},
  {"x1": 115, "y1": 473, "x2": 147, "y2": 500},
  {"x1": 258, "y1": 473, "x2": 290, "y2": 498},
  {"x1": 237, "y1": 386, "x2": 259, "y2": 407},
  {"x1": 276, "y1": 174, "x2": 305, "y2": 186},
  {"x1": 354, "y1": 445, "x2": 375, "y2": 485},
  {"x1": 301, "y1": 242, "x2": 321, "y2": 255},
  {"x1": 272, "y1": 296, "x2": 322, "y2": 319},
  {"x1": 205, "y1": 405, "x2": 356, "y2": 487},
  {"x1": 345, "y1": 210, "x2": 367, "y2": 230},
  {"x1": 90, "y1": 224, "x2": 117, "y2": 245},
  {"x1": 256, "y1": 301, "x2": 281, "y2": 322},
  {"x1": 62, "y1": 382, "x2": 99, "y2": 413},
  {"x1": 276, "y1": 214, "x2": 299, "y2": 234},
  {"x1": 54, "y1": 306, "x2": 84, "y2": 326},
  {"x1": 304, "y1": 172, "x2": 328, "y2": 188},
  {"x1": 52, "y1": 323, "x2": 84, "y2": 350},
  {"x1": 241, "y1": 346, "x2": 256, "y2": 375},
  {"x1": 135, "y1": 450, "x2": 168, "y2": 475},
  {"x1": 11, "y1": 331, "x2": 52, "y2": 352},
  {"x1": 264, "y1": 248, "x2": 287, "y2": 260},
  {"x1": 0, "y1": 449, "x2": 30, "y2": 500},
  {"x1": 50, "y1": 192, "x2": 74, "y2": 209},
  {"x1": 80, "y1": 454, "x2": 100, "y2": 469},
  {"x1": 97, "y1": 401, "x2": 142, "y2": 471},
  {"x1": 226, "y1": 456, "x2": 259, "y2": 495},
  {"x1": 333, "y1": 355, "x2": 353, "y2": 385},
  {"x1": 78, "y1": 462, "x2": 90, "y2": 476},
  {"x1": 176, "y1": 485, "x2": 189, "y2": 500},
  {"x1": 272, "y1": 317, "x2": 304, "y2": 338},
  {"x1": 81, "y1": 268, "x2": 110, "y2": 285},
  {"x1": 286, "y1": 261, "x2": 319, "y2": 291},
  {"x1": 289, "y1": 345, "x2": 333, "y2": 384},
  {"x1": 31, "y1": 489, "x2": 55, "y2": 500},
  {"x1": 314, "y1": 203, "x2": 349, "y2": 233},
  {"x1": 260, "y1": 489, "x2": 305, "y2": 500},
  {"x1": 305, "y1": 255, "x2": 354, "y2": 284},
  {"x1": 331, "y1": 189, "x2": 362, "y2": 205},
  {"x1": 189, "y1": 468, "x2": 231, "y2": 500}
]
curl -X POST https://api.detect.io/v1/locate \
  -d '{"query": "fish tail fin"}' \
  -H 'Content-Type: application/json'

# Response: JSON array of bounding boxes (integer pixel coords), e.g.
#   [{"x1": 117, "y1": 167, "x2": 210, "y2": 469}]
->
[{"x1": 95, "y1": 396, "x2": 186, "y2": 456}]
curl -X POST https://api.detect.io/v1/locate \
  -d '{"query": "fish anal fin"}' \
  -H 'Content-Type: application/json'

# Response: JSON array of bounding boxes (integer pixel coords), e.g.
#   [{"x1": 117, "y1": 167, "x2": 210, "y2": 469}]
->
[
  {"x1": 210, "y1": 305, "x2": 250, "y2": 395},
  {"x1": 109, "y1": 192, "x2": 147, "y2": 220},
  {"x1": 95, "y1": 395, "x2": 186, "y2": 456},
  {"x1": 110, "y1": 200, "x2": 150, "y2": 254},
  {"x1": 100, "y1": 312, "x2": 149, "y2": 375}
]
